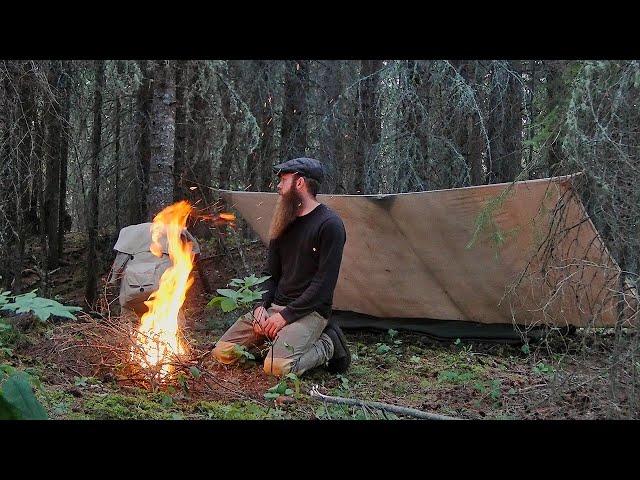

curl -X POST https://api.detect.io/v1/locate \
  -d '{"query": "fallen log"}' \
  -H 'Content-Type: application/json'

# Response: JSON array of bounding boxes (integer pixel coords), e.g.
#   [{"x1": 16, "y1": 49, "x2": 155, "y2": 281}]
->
[{"x1": 309, "y1": 385, "x2": 460, "y2": 420}]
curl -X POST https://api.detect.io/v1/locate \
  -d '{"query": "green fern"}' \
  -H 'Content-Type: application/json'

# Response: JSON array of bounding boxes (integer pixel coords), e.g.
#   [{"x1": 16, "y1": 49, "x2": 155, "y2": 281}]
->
[{"x1": 0, "y1": 290, "x2": 82, "y2": 322}]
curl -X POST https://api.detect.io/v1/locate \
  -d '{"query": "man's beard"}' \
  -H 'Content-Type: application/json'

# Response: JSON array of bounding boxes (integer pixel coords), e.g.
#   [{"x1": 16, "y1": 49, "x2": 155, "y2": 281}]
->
[{"x1": 268, "y1": 188, "x2": 302, "y2": 241}]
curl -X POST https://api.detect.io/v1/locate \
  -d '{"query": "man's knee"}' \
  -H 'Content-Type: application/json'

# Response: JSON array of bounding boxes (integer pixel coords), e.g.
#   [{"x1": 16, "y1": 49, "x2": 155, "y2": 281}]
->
[
  {"x1": 263, "y1": 356, "x2": 295, "y2": 376},
  {"x1": 212, "y1": 340, "x2": 241, "y2": 365}
]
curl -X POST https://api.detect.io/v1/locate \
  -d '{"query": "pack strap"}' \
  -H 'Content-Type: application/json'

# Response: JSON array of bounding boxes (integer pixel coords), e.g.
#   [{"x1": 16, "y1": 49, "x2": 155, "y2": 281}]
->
[{"x1": 107, "y1": 251, "x2": 131, "y2": 285}]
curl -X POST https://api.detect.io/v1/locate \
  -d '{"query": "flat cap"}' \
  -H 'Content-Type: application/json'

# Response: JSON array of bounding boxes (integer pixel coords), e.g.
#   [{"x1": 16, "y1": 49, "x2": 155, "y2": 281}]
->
[{"x1": 272, "y1": 157, "x2": 324, "y2": 184}]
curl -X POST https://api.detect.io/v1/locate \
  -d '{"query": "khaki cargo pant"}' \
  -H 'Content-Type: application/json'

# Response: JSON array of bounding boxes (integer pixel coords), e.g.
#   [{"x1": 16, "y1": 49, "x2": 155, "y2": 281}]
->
[{"x1": 212, "y1": 304, "x2": 334, "y2": 377}]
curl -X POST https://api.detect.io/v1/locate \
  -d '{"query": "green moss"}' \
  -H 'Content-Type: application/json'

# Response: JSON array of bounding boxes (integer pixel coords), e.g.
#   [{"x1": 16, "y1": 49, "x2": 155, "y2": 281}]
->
[
  {"x1": 419, "y1": 378, "x2": 434, "y2": 389},
  {"x1": 82, "y1": 393, "x2": 174, "y2": 420},
  {"x1": 437, "y1": 368, "x2": 478, "y2": 385},
  {"x1": 194, "y1": 400, "x2": 270, "y2": 420},
  {"x1": 40, "y1": 388, "x2": 75, "y2": 418}
]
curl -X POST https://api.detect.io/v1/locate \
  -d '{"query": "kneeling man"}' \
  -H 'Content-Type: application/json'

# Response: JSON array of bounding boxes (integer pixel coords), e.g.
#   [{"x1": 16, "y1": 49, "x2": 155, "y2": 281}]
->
[{"x1": 212, "y1": 157, "x2": 350, "y2": 376}]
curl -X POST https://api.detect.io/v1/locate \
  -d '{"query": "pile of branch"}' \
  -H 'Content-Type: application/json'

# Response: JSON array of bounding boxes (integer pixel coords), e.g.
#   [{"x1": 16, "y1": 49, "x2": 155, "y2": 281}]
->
[{"x1": 31, "y1": 310, "x2": 253, "y2": 404}]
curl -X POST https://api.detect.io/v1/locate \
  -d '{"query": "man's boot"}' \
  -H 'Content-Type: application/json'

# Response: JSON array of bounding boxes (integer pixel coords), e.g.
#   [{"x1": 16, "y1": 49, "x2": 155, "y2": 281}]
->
[{"x1": 323, "y1": 323, "x2": 351, "y2": 373}]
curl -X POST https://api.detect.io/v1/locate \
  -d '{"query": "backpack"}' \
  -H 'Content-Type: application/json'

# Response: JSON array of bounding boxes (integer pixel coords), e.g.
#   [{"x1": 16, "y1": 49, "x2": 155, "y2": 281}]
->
[{"x1": 107, "y1": 222, "x2": 200, "y2": 310}]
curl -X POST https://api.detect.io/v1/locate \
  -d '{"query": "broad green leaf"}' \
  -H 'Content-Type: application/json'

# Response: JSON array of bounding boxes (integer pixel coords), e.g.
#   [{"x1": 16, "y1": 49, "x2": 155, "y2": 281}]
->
[
  {"x1": 284, "y1": 388, "x2": 294, "y2": 396},
  {"x1": 1, "y1": 373, "x2": 48, "y2": 420},
  {"x1": 189, "y1": 366, "x2": 201, "y2": 379},
  {"x1": 243, "y1": 275, "x2": 258, "y2": 287},
  {"x1": 216, "y1": 289, "x2": 240, "y2": 300},
  {"x1": 206, "y1": 296, "x2": 224, "y2": 308},
  {"x1": 220, "y1": 298, "x2": 238, "y2": 313},
  {"x1": 0, "y1": 395, "x2": 21, "y2": 419},
  {"x1": 0, "y1": 364, "x2": 17, "y2": 376},
  {"x1": 1, "y1": 293, "x2": 82, "y2": 322}
]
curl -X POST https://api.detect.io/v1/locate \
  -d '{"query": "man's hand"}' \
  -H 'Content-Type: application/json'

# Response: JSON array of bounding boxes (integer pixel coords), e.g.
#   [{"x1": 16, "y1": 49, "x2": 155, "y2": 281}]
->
[
  {"x1": 252, "y1": 306, "x2": 269, "y2": 336},
  {"x1": 262, "y1": 312, "x2": 287, "y2": 339}
]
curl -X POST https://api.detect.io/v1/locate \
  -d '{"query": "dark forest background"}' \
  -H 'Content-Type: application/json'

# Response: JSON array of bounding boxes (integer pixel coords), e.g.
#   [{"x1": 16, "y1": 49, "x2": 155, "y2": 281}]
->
[{"x1": 0, "y1": 59, "x2": 638, "y2": 309}]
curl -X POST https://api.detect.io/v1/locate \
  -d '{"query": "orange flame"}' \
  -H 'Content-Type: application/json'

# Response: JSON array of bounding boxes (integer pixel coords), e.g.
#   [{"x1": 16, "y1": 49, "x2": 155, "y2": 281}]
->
[
  {"x1": 135, "y1": 201, "x2": 194, "y2": 375},
  {"x1": 196, "y1": 211, "x2": 236, "y2": 227}
]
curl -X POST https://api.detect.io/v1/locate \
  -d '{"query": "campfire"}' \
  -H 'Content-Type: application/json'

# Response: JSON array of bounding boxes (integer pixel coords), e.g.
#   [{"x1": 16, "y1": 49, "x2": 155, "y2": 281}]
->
[
  {"x1": 133, "y1": 201, "x2": 194, "y2": 376},
  {"x1": 129, "y1": 201, "x2": 237, "y2": 379}
]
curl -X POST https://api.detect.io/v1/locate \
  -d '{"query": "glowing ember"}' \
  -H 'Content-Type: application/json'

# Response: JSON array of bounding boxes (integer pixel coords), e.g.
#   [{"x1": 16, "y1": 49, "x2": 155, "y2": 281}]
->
[
  {"x1": 197, "y1": 211, "x2": 237, "y2": 226},
  {"x1": 135, "y1": 201, "x2": 194, "y2": 375}
]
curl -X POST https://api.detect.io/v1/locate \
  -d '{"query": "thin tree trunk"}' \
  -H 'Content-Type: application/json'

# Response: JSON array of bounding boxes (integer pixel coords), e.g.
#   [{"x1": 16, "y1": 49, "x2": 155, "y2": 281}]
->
[
  {"x1": 218, "y1": 79, "x2": 237, "y2": 190},
  {"x1": 353, "y1": 60, "x2": 383, "y2": 194},
  {"x1": 486, "y1": 60, "x2": 524, "y2": 184},
  {"x1": 128, "y1": 60, "x2": 153, "y2": 225},
  {"x1": 147, "y1": 60, "x2": 177, "y2": 218},
  {"x1": 85, "y1": 60, "x2": 105, "y2": 307},
  {"x1": 280, "y1": 60, "x2": 309, "y2": 160},
  {"x1": 250, "y1": 61, "x2": 278, "y2": 192},
  {"x1": 545, "y1": 60, "x2": 567, "y2": 176},
  {"x1": 44, "y1": 61, "x2": 63, "y2": 270},
  {"x1": 319, "y1": 60, "x2": 344, "y2": 194},
  {"x1": 35, "y1": 103, "x2": 48, "y2": 294},
  {"x1": 0, "y1": 68, "x2": 13, "y2": 290},
  {"x1": 57, "y1": 61, "x2": 72, "y2": 258},
  {"x1": 114, "y1": 68, "x2": 121, "y2": 232},
  {"x1": 173, "y1": 60, "x2": 188, "y2": 201},
  {"x1": 458, "y1": 61, "x2": 484, "y2": 186},
  {"x1": 13, "y1": 62, "x2": 36, "y2": 292}
]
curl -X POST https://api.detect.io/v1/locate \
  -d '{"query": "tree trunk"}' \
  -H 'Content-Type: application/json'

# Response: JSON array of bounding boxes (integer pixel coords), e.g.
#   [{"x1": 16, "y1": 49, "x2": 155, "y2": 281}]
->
[
  {"x1": 458, "y1": 61, "x2": 484, "y2": 186},
  {"x1": 114, "y1": 65, "x2": 122, "y2": 232},
  {"x1": 248, "y1": 60, "x2": 278, "y2": 192},
  {"x1": 545, "y1": 60, "x2": 568, "y2": 176},
  {"x1": 85, "y1": 60, "x2": 105, "y2": 307},
  {"x1": 128, "y1": 60, "x2": 153, "y2": 225},
  {"x1": 0, "y1": 67, "x2": 12, "y2": 290},
  {"x1": 57, "y1": 61, "x2": 72, "y2": 258},
  {"x1": 486, "y1": 60, "x2": 524, "y2": 184},
  {"x1": 12, "y1": 62, "x2": 37, "y2": 292},
  {"x1": 318, "y1": 60, "x2": 344, "y2": 194},
  {"x1": 280, "y1": 60, "x2": 309, "y2": 160},
  {"x1": 218, "y1": 77, "x2": 237, "y2": 190},
  {"x1": 44, "y1": 61, "x2": 63, "y2": 270},
  {"x1": 173, "y1": 60, "x2": 188, "y2": 201},
  {"x1": 353, "y1": 60, "x2": 383, "y2": 194},
  {"x1": 147, "y1": 60, "x2": 177, "y2": 218}
]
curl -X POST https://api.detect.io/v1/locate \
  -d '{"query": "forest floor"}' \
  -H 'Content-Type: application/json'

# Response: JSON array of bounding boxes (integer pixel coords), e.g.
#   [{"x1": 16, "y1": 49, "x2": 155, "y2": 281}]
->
[{"x1": 0, "y1": 230, "x2": 628, "y2": 420}]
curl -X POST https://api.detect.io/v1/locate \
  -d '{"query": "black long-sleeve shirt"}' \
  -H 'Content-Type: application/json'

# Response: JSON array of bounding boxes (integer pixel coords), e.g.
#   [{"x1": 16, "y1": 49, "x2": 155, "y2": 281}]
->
[{"x1": 260, "y1": 203, "x2": 346, "y2": 323}]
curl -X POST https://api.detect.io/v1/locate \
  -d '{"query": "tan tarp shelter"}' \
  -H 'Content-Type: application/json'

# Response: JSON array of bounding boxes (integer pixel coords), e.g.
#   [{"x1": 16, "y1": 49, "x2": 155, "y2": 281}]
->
[{"x1": 220, "y1": 175, "x2": 635, "y2": 331}]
